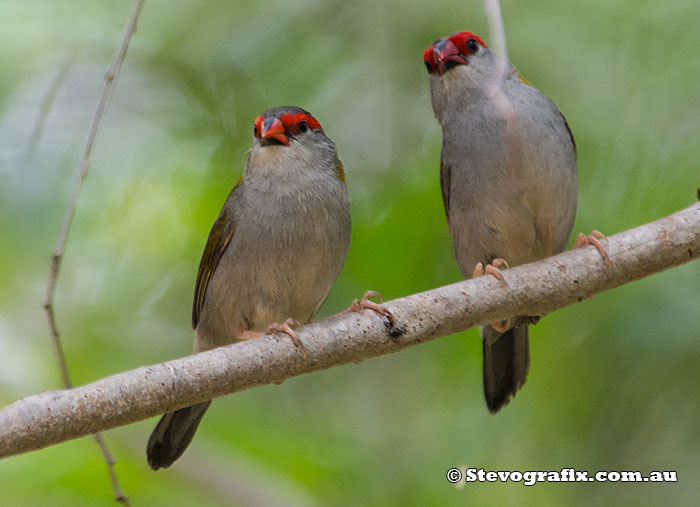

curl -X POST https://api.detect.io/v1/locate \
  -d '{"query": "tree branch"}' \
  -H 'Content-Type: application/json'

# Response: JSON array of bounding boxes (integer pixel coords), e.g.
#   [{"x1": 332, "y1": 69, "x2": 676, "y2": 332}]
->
[{"x1": 3, "y1": 201, "x2": 699, "y2": 459}]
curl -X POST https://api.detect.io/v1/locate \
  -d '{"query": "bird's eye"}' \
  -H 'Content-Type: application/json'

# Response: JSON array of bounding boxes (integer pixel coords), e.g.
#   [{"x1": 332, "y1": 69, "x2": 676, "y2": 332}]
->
[
  {"x1": 253, "y1": 125, "x2": 258, "y2": 137},
  {"x1": 466, "y1": 38, "x2": 479, "y2": 53},
  {"x1": 424, "y1": 60, "x2": 434, "y2": 73},
  {"x1": 298, "y1": 120, "x2": 308, "y2": 133}
]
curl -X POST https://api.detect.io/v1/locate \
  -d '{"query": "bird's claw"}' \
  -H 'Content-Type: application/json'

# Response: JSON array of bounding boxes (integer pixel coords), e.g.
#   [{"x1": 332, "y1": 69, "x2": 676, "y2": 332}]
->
[
  {"x1": 473, "y1": 259, "x2": 511, "y2": 331},
  {"x1": 473, "y1": 258, "x2": 510, "y2": 288},
  {"x1": 348, "y1": 290, "x2": 397, "y2": 328},
  {"x1": 574, "y1": 230, "x2": 611, "y2": 267},
  {"x1": 490, "y1": 319, "x2": 511, "y2": 333},
  {"x1": 268, "y1": 318, "x2": 305, "y2": 354}
]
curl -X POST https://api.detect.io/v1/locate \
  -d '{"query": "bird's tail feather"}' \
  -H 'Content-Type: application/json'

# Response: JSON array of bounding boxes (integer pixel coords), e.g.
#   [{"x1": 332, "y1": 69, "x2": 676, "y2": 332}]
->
[
  {"x1": 482, "y1": 325, "x2": 530, "y2": 413},
  {"x1": 147, "y1": 401, "x2": 211, "y2": 470}
]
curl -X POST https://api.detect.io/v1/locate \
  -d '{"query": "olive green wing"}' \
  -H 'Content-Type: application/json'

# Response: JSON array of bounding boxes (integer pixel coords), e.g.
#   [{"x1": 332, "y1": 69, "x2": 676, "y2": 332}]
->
[
  {"x1": 191, "y1": 179, "x2": 241, "y2": 329},
  {"x1": 440, "y1": 144, "x2": 451, "y2": 221}
]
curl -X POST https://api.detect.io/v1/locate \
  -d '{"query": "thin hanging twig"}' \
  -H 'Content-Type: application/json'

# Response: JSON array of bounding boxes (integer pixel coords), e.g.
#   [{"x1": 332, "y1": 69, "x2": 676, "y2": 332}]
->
[{"x1": 41, "y1": 0, "x2": 145, "y2": 504}]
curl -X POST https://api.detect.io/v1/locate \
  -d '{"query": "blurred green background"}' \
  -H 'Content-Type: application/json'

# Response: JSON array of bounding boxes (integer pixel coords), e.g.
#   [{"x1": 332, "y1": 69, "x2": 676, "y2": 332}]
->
[{"x1": 1, "y1": 0, "x2": 699, "y2": 505}]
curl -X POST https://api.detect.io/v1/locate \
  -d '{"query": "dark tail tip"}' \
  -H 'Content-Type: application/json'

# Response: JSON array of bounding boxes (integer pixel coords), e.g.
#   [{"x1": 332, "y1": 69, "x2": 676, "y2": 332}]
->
[
  {"x1": 482, "y1": 325, "x2": 530, "y2": 413},
  {"x1": 147, "y1": 401, "x2": 211, "y2": 470}
]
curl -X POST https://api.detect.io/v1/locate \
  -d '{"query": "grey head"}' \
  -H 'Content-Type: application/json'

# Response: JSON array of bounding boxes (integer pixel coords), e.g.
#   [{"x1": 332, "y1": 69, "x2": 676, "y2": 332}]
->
[{"x1": 423, "y1": 31, "x2": 516, "y2": 124}]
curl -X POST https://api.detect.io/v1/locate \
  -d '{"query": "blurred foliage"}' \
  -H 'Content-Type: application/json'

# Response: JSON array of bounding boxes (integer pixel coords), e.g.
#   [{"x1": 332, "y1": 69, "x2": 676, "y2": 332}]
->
[{"x1": 1, "y1": 0, "x2": 699, "y2": 505}]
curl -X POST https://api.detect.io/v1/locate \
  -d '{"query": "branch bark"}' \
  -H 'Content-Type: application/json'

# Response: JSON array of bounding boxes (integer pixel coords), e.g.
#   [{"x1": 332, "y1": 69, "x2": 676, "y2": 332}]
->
[{"x1": 3, "y1": 201, "x2": 699, "y2": 459}]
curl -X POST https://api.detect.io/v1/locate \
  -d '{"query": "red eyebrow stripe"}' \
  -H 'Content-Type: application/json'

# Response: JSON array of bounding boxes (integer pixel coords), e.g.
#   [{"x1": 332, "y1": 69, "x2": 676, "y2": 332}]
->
[
  {"x1": 279, "y1": 112, "x2": 322, "y2": 130},
  {"x1": 448, "y1": 31, "x2": 487, "y2": 48}
]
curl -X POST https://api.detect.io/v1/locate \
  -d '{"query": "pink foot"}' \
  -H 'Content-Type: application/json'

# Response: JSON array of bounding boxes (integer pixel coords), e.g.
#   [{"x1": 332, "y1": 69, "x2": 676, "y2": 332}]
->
[
  {"x1": 574, "y1": 230, "x2": 612, "y2": 267},
  {"x1": 473, "y1": 258, "x2": 510, "y2": 288},
  {"x1": 473, "y1": 259, "x2": 512, "y2": 332},
  {"x1": 268, "y1": 318, "x2": 304, "y2": 350},
  {"x1": 347, "y1": 290, "x2": 397, "y2": 327}
]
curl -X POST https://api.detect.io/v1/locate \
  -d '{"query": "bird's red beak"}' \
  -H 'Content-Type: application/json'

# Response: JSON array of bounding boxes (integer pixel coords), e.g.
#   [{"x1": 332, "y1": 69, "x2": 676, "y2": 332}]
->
[
  {"x1": 260, "y1": 117, "x2": 289, "y2": 146},
  {"x1": 433, "y1": 39, "x2": 468, "y2": 75}
]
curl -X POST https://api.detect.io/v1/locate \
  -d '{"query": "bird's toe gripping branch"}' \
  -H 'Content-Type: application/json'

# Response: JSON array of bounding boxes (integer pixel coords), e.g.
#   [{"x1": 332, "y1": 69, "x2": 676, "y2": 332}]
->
[
  {"x1": 268, "y1": 318, "x2": 304, "y2": 352},
  {"x1": 574, "y1": 230, "x2": 612, "y2": 267},
  {"x1": 347, "y1": 290, "x2": 402, "y2": 337},
  {"x1": 473, "y1": 258, "x2": 512, "y2": 332},
  {"x1": 473, "y1": 258, "x2": 510, "y2": 288}
]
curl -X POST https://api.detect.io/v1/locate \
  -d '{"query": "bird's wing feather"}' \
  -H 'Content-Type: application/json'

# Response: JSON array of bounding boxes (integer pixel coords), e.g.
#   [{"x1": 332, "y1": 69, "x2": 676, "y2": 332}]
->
[
  {"x1": 440, "y1": 145, "x2": 451, "y2": 221},
  {"x1": 560, "y1": 112, "x2": 577, "y2": 156},
  {"x1": 191, "y1": 179, "x2": 241, "y2": 329}
]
